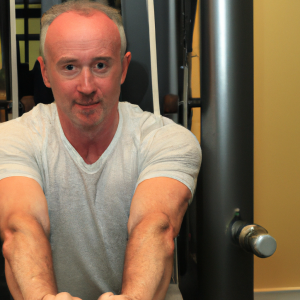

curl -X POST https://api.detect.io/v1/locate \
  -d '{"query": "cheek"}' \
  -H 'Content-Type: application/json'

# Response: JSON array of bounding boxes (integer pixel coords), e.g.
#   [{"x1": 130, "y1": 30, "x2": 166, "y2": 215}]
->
[
  {"x1": 50, "y1": 85, "x2": 71, "y2": 108},
  {"x1": 96, "y1": 77, "x2": 120, "y2": 96},
  {"x1": 51, "y1": 80, "x2": 76, "y2": 97}
]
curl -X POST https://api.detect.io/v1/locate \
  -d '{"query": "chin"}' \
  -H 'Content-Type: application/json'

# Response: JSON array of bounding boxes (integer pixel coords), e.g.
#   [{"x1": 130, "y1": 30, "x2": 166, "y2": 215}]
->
[{"x1": 78, "y1": 114, "x2": 104, "y2": 128}]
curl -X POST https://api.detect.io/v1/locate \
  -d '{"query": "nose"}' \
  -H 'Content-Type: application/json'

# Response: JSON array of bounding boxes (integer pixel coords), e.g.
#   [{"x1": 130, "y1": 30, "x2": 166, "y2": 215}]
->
[{"x1": 77, "y1": 68, "x2": 96, "y2": 96}]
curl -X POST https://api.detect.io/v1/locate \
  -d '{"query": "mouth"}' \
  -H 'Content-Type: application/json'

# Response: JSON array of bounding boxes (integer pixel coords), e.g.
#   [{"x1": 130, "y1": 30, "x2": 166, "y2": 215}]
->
[{"x1": 75, "y1": 101, "x2": 100, "y2": 109}]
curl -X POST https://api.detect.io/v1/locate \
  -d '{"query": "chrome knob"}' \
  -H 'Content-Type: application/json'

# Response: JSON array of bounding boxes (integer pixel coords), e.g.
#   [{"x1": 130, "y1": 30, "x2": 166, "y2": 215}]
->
[{"x1": 231, "y1": 221, "x2": 277, "y2": 258}]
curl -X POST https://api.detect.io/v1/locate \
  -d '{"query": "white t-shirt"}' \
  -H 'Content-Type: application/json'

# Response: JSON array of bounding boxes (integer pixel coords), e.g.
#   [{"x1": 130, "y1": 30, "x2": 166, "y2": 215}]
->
[{"x1": 0, "y1": 102, "x2": 201, "y2": 299}]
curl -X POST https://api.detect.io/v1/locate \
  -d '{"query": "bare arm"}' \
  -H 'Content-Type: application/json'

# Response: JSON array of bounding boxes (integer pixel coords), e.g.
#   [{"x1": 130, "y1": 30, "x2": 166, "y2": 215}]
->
[
  {"x1": 100, "y1": 177, "x2": 190, "y2": 300},
  {"x1": 0, "y1": 177, "x2": 57, "y2": 300}
]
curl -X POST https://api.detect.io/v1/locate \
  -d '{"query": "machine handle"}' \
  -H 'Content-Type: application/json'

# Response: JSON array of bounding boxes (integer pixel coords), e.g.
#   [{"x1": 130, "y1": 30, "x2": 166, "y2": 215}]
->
[{"x1": 231, "y1": 221, "x2": 277, "y2": 258}]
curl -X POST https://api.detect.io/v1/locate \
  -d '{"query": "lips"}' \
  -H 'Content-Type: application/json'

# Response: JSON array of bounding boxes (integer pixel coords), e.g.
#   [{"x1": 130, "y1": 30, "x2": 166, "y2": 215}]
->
[
  {"x1": 80, "y1": 103, "x2": 98, "y2": 106},
  {"x1": 75, "y1": 101, "x2": 100, "y2": 107}
]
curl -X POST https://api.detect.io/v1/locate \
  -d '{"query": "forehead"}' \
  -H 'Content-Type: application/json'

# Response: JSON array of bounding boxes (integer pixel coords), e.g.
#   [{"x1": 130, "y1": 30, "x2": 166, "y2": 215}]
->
[{"x1": 44, "y1": 10, "x2": 121, "y2": 59}]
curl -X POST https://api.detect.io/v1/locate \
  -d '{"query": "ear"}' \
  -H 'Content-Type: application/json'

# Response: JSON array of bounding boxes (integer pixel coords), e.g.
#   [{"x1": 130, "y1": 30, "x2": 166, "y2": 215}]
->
[
  {"x1": 120, "y1": 51, "x2": 132, "y2": 85},
  {"x1": 37, "y1": 56, "x2": 51, "y2": 88}
]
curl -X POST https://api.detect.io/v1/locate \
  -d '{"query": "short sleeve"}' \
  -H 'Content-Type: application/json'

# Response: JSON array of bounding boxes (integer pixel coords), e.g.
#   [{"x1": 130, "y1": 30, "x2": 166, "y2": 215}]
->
[
  {"x1": 137, "y1": 122, "x2": 202, "y2": 197},
  {"x1": 0, "y1": 120, "x2": 43, "y2": 189}
]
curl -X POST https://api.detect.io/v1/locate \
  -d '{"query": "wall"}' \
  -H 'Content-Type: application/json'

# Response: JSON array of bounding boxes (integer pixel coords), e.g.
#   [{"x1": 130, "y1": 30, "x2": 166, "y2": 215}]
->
[
  {"x1": 190, "y1": 0, "x2": 200, "y2": 142},
  {"x1": 254, "y1": 0, "x2": 300, "y2": 292}
]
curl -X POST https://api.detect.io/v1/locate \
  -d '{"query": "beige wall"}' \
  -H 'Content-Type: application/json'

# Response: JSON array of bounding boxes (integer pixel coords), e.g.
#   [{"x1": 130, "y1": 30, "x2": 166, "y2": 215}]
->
[
  {"x1": 254, "y1": 0, "x2": 300, "y2": 291},
  {"x1": 190, "y1": 0, "x2": 200, "y2": 142}
]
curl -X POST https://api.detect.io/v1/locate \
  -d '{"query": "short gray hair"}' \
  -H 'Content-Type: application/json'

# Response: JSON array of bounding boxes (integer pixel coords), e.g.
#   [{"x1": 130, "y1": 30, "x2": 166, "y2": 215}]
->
[{"x1": 40, "y1": 0, "x2": 127, "y2": 60}]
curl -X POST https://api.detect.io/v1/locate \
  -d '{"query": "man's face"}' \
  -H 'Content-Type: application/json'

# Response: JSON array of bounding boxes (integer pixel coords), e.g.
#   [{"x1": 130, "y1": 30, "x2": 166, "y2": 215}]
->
[{"x1": 38, "y1": 10, "x2": 131, "y2": 131}]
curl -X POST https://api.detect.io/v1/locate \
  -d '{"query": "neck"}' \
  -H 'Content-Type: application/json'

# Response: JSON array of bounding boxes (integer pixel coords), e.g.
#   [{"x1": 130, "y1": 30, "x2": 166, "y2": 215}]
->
[{"x1": 58, "y1": 109, "x2": 119, "y2": 165}]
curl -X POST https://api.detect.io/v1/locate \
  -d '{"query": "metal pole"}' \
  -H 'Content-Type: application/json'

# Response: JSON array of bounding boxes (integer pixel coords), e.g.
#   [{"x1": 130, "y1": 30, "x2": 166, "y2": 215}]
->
[
  {"x1": 199, "y1": 0, "x2": 254, "y2": 299},
  {"x1": 146, "y1": 0, "x2": 160, "y2": 116},
  {"x1": 168, "y1": 0, "x2": 178, "y2": 96},
  {"x1": 9, "y1": 0, "x2": 19, "y2": 119}
]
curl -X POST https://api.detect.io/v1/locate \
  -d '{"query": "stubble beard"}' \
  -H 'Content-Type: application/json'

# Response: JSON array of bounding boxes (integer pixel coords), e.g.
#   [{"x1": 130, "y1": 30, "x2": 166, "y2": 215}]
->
[{"x1": 72, "y1": 96, "x2": 118, "y2": 132}]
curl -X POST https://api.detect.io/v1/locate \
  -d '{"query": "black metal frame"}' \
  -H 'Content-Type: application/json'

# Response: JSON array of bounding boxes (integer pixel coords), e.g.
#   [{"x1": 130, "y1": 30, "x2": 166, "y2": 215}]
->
[
  {"x1": 15, "y1": 0, "x2": 41, "y2": 65},
  {"x1": 0, "y1": 0, "x2": 12, "y2": 103}
]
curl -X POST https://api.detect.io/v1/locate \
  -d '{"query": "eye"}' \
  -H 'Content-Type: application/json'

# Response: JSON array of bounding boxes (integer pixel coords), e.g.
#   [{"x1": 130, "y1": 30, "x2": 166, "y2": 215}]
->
[
  {"x1": 96, "y1": 62, "x2": 105, "y2": 69},
  {"x1": 65, "y1": 64, "x2": 74, "y2": 71}
]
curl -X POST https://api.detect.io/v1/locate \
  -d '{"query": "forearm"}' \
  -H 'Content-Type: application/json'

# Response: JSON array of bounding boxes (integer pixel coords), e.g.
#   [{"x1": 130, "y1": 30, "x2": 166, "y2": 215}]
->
[
  {"x1": 121, "y1": 214, "x2": 175, "y2": 300},
  {"x1": 2, "y1": 214, "x2": 57, "y2": 300}
]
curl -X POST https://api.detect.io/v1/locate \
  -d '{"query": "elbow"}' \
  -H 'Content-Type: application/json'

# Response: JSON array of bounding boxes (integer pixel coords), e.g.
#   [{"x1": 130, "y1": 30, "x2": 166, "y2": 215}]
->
[
  {"x1": 2, "y1": 228, "x2": 15, "y2": 261},
  {"x1": 3, "y1": 212, "x2": 50, "y2": 237},
  {"x1": 158, "y1": 216, "x2": 175, "y2": 259},
  {"x1": 2, "y1": 218, "x2": 19, "y2": 261},
  {"x1": 164, "y1": 230, "x2": 175, "y2": 259},
  {"x1": 128, "y1": 212, "x2": 176, "y2": 259},
  {"x1": 2, "y1": 213, "x2": 49, "y2": 260}
]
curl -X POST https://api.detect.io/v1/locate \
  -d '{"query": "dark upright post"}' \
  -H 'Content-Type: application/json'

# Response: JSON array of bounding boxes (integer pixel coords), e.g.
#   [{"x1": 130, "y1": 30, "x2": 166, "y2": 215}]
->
[{"x1": 199, "y1": 0, "x2": 254, "y2": 299}]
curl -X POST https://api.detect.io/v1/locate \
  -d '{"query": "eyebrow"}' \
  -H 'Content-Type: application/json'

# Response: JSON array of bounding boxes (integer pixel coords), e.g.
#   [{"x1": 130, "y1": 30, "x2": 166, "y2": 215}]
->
[
  {"x1": 57, "y1": 57, "x2": 78, "y2": 65},
  {"x1": 92, "y1": 57, "x2": 112, "y2": 62},
  {"x1": 57, "y1": 56, "x2": 112, "y2": 65}
]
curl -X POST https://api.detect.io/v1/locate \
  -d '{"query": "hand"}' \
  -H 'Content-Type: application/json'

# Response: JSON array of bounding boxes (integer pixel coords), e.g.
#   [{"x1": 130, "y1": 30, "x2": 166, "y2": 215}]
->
[
  {"x1": 98, "y1": 292, "x2": 133, "y2": 300},
  {"x1": 43, "y1": 292, "x2": 82, "y2": 300}
]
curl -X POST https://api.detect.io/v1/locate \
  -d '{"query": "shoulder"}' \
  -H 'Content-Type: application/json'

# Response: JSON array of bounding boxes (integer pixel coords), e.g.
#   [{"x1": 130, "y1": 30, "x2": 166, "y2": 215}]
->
[
  {"x1": 118, "y1": 101, "x2": 201, "y2": 157},
  {"x1": 0, "y1": 103, "x2": 57, "y2": 150},
  {"x1": 119, "y1": 101, "x2": 186, "y2": 140},
  {"x1": 19, "y1": 103, "x2": 57, "y2": 130},
  {"x1": 0, "y1": 103, "x2": 57, "y2": 137}
]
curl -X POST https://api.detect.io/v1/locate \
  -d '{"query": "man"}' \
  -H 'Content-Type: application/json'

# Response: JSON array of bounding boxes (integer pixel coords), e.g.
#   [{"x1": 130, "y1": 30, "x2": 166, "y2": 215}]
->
[{"x1": 0, "y1": 2, "x2": 201, "y2": 300}]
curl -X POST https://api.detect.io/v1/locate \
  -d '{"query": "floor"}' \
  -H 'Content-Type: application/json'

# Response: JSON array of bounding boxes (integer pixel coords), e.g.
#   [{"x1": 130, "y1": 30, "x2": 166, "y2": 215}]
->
[{"x1": 254, "y1": 290, "x2": 300, "y2": 300}]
